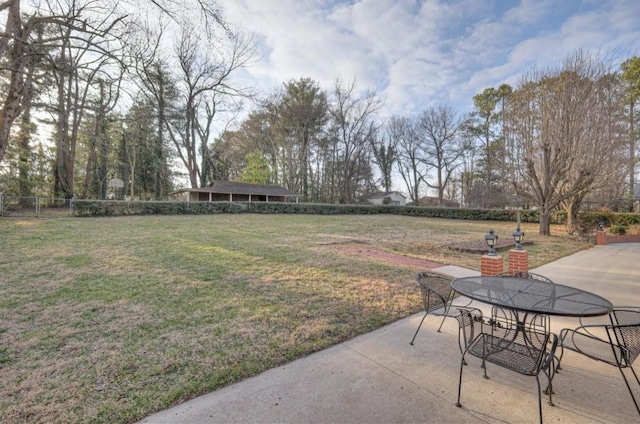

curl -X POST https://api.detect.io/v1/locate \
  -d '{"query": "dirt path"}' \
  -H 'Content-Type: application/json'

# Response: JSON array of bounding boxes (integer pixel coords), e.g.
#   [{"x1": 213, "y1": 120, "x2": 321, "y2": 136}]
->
[{"x1": 328, "y1": 243, "x2": 442, "y2": 269}]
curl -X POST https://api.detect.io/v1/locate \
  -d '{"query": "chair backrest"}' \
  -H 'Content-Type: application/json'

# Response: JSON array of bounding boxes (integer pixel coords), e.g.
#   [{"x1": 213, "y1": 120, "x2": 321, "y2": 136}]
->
[
  {"x1": 495, "y1": 272, "x2": 555, "y2": 330},
  {"x1": 499, "y1": 271, "x2": 554, "y2": 283},
  {"x1": 610, "y1": 308, "x2": 640, "y2": 366},
  {"x1": 416, "y1": 271, "x2": 454, "y2": 310},
  {"x1": 458, "y1": 309, "x2": 554, "y2": 375},
  {"x1": 456, "y1": 309, "x2": 483, "y2": 350}
]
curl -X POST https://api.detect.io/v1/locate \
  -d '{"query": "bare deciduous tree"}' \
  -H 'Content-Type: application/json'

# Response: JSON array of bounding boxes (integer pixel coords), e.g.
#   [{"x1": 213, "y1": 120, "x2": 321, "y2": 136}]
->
[
  {"x1": 369, "y1": 130, "x2": 397, "y2": 193},
  {"x1": 389, "y1": 116, "x2": 423, "y2": 204},
  {"x1": 622, "y1": 57, "x2": 640, "y2": 199},
  {"x1": 418, "y1": 106, "x2": 468, "y2": 205},
  {"x1": 327, "y1": 78, "x2": 382, "y2": 203},
  {"x1": 507, "y1": 50, "x2": 627, "y2": 235},
  {"x1": 132, "y1": 16, "x2": 254, "y2": 190},
  {"x1": 0, "y1": 0, "x2": 130, "y2": 173}
]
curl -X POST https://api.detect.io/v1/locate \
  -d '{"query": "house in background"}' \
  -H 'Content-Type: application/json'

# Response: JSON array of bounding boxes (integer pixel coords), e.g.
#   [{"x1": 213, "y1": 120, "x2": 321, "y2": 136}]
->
[
  {"x1": 171, "y1": 181, "x2": 299, "y2": 203},
  {"x1": 368, "y1": 191, "x2": 406, "y2": 206}
]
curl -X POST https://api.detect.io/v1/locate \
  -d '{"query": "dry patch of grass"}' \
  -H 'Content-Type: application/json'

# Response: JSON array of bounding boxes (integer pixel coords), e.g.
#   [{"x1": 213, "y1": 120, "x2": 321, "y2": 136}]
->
[{"x1": 0, "y1": 214, "x2": 590, "y2": 422}]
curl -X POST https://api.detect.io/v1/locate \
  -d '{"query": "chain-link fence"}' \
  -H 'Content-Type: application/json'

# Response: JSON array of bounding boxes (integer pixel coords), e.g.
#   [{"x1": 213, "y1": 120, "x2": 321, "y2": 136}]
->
[{"x1": 0, "y1": 195, "x2": 73, "y2": 217}]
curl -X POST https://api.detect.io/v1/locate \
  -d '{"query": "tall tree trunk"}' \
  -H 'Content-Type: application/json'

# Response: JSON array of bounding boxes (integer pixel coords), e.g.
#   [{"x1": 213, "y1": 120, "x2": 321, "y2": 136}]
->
[
  {"x1": 97, "y1": 115, "x2": 108, "y2": 199},
  {"x1": 54, "y1": 65, "x2": 73, "y2": 198},
  {"x1": 539, "y1": 207, "x2": 551, "y2": 236},
  {"x1": 17, "y1": 104, "x2": 33, "y2": 199},
  {"x1": 565, "y1": 202, "x2": 577, "y2": 234},
  {"x1": 155, "y1": 76, "x2": 166, "y2": 199},
  {"x1": 0, "y1": 0, "x2": 29, "y2": 164},
  {"x1": 630, "y1": 99, "x2": 636, "y2": 202},
  {"x1": 81, "y1": 134, "x2": 97, "y2": 198}
]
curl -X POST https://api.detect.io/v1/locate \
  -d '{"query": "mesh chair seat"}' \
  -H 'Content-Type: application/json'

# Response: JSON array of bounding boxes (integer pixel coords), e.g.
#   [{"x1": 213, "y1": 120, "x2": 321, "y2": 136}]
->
[
  {"x1": 468, "y1": 333, "x2": 548, "y2": 376},
  {"x1": 456, "y1": 310, "x2": 557, "y2": 424},
  {"x1": 557, "y1": 307, "x2": 640, "y2": 415}
]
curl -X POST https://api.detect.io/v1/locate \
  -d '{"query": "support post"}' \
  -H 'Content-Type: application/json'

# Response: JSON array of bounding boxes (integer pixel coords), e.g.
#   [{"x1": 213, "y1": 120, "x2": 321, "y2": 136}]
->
[
  {"x1": 596, "y1": 230, "x2": 607, "y2": 245},
  {"x1": 481, "y1": 255, "x2": 504, "y2": 276},
  {"x1": 508, "y1": 249, "x2": 528, "y2": 275}
]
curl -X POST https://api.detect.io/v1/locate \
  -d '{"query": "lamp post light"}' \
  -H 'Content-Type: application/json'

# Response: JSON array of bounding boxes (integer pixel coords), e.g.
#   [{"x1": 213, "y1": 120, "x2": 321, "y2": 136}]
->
[
  {"x1": 485, "y1": 229, "x2": 498, "y2": 256},
  {"x1": 512, "y1": 211, "x2": 525, "y2": 250}
]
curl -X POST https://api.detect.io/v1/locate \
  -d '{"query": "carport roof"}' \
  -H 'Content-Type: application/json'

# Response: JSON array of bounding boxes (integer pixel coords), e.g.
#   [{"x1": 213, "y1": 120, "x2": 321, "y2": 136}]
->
[{"x1": 174, "y1": 181, "x2": 299, "y2": 197}]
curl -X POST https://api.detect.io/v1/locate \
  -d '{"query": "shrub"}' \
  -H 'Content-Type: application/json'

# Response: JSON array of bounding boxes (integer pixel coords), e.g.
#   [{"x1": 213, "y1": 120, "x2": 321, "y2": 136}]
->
[
  {"x1": 75, "y1": 200, "x2": 634, "y2": 228},
  {"x1": 609, "y1": 225, "x2": 628, "y2": 235},
  {"x1": 613, "y1": 213, "x2": 640, "y2": 226},
  {"x1": 72, "y1": 200, "x2": 246, "y2": 216},
  {"x1": 576, "y1": 210, "x2": 614, "y2": 235}
]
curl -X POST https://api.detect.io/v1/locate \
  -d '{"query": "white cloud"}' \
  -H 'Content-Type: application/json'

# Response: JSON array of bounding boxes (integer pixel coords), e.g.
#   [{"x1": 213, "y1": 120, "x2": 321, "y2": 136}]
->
[
  {"x1": 503, "y1": 0, "x2": 554, "y2": 26},
  {"x1": 218, "y1": 0, "x2": 640, "y2": 118}
]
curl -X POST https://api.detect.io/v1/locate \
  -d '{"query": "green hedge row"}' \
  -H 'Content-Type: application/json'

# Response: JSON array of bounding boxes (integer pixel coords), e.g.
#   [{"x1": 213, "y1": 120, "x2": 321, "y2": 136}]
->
[
  {"x1": 243, "y1": 202, "x2": 554, "y2": 222},
  {"x1": 577, "y1": 210, "x2": 640, "y2": 228},
  {"x1": 72, "y1": 200, "x2": 247, "y2": 216},
  {"x1": 71, "y1": 200, "x2": 640, "y2": 226},
  {"x1": 72, "y1": 200, "x2": 571, "y2": 223}
]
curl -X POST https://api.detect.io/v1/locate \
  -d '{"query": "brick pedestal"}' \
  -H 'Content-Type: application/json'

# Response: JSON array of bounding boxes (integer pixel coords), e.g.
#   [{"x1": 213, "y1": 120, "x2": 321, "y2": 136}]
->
[
  {"x1": 481, "y1": 255, "x2": 504, "y2": 276},
  {"x1": 508, "y1": 249, "x2": 528, "y2": 275},
  {"x1": 596, "y1": 230, "x2": 607, "y2": 245}
]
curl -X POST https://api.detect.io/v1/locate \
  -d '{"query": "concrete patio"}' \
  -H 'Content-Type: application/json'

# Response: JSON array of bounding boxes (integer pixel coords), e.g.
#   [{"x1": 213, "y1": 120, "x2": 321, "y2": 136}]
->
[{"x1": 140, "y1": 243, "x2": 640, "y2": 423}]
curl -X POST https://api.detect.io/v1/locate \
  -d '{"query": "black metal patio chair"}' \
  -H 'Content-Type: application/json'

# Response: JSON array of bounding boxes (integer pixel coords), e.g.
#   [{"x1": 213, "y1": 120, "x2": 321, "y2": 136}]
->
[
  {"x1": 409, "y1": 271, "x2": 481, "y2": 356},
  {"x1": 456, "y1": 309, "x2": 558, "y2": 424},
  {"x1": 557, "y1": 307, "x2": 640, "y2": 415}
]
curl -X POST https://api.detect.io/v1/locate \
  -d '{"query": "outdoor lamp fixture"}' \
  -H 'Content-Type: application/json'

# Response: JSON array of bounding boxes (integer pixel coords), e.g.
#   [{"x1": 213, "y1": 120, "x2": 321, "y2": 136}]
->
[
  {"x1": 485, "y1": 229, "x2": 498, "y2": 256},
  {"x1": 512, "y1": 212, "x2": 525, "y2": 250},
  {"x1": 598, "y1": 220, "x2": 605, "y2": 231}
]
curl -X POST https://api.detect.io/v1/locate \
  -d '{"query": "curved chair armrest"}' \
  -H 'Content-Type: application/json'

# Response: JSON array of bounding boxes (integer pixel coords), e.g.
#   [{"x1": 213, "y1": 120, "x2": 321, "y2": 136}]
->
[
  {"x1": 563, "y1": 321, "x2": 640, "y2": 343},
  {"x1": 561, "y1": 324, "x2": 610, "y2": 342},
  {"x1": 450, "y1": 296, "x2": 475, "y2": 309},
  {"x1": 612, "y1": 306, "x2": 640, "y2": 311},
  {"x1": 577, "y1": 315, "x2": 614, "y2": 338},
  {"x1": 578, "y1": 307, "x2": 640, "y2": 335},
  {"x1": 559, "y1": 325, "x2": 626, "y2": 367},
  {"x1": 577, "y1": 317, "x2": 597, "y2": 337}
]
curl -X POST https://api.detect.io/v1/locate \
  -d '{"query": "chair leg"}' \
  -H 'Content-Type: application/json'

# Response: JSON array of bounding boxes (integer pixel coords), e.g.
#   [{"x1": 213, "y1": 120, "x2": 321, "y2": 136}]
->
[
  {"x1": 616, "y1": 366, "x2": 640, "y2": 415},
  {"x1": 409, "y1": 312, "x2": 428, "y2": 345},
  {"x1": 437, "y1": 301, "x2": 451, "y2": 332},
  {"x1": 630, "y1": 365, "x2": 640, "y2": 388},
  {"x1": 554, "y1": 342, "x2": 565, "y2": 373},
  {"x1": 455, "y1": 326, "x2": 468, "y2": 366},
  {"x1": 437, "y1": 313, "x2": 448, "y2": 332},
  {"x1": 535, "y1": 376, "x2": 543, "y2": 424},
  {"x1": 455, "y1": 354, "x2": 465, "y2": 407},
  {"x1": 543, "y1": 360, "x2": 555, "y2": 405}
]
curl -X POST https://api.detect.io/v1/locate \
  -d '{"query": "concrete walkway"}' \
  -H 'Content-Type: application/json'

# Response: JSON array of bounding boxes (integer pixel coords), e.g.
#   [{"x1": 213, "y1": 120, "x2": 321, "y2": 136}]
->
[{"x1": 139, "y1": 244, "x2": 640, "y2": 423}]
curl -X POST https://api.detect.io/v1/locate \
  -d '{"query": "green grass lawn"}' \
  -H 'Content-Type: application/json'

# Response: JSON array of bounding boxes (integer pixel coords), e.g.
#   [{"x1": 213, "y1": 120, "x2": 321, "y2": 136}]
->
[{"x1": 0, "y1": 214, "x2": 590, "y2": 423}]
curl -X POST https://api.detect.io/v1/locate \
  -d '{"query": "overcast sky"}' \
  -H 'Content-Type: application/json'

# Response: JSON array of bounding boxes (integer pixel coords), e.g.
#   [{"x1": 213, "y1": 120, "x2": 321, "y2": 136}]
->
[{"x1": 218, "y1": 0, "x2": 640, "y2": 117}]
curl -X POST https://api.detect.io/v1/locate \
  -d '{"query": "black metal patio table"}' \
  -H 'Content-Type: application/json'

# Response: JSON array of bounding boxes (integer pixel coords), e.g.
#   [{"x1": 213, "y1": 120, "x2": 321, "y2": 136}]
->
[
  {"x1": 451, "y1": 275, "x2": 614, "y2": 403},
  {"x1": 450, "y1": 275, "x2": 613, "y2": 318}
]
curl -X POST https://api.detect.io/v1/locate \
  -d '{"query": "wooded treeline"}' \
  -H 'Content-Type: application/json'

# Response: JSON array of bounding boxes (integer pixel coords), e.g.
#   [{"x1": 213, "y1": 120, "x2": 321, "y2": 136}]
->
[{"x1": 1, "y1": 0, "x2": 639, "y2": 234}]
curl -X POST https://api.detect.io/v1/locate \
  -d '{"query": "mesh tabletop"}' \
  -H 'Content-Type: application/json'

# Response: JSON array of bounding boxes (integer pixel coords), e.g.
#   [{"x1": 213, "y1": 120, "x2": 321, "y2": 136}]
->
[{"x1": 451, "y1": 276, "x2": 613, "y2": 317}]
